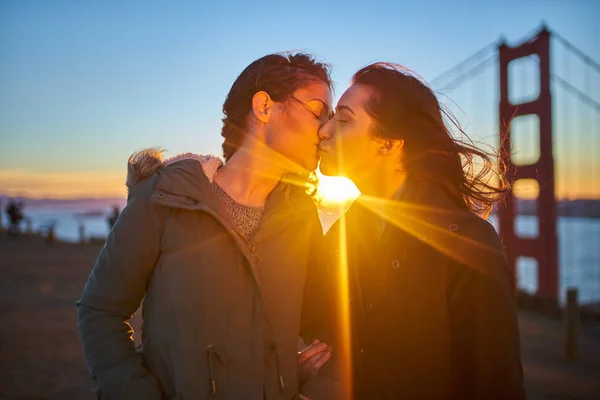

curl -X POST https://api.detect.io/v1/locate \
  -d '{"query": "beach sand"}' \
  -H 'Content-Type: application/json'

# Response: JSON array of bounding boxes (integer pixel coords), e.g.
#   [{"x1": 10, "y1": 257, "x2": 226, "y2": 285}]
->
[{"x1": 0, "y1": 234, "x2": 599, "y2": 399}]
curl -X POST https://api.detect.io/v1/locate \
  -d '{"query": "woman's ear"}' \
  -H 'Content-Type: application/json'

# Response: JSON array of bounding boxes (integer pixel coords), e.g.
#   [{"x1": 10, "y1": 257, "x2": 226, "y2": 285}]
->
[
  {"x1": 378, "y1": 138, "x2": 404, "y2": 156},
  {"x1": 251, "y1": 91, "x2": 273, "y2": 124}
]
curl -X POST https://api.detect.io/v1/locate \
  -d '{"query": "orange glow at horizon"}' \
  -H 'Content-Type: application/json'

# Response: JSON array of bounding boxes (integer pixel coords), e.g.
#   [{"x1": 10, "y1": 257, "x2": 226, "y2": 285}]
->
[
  {"x1": 0, "y1": 169, "x2": 127, "y2": 199},
  {"x1": 0, "y1": 160, "x2": 597, "y2": 201},
  {"x1": 512, "y1": 179, "x2": 540, "y2": 199}
]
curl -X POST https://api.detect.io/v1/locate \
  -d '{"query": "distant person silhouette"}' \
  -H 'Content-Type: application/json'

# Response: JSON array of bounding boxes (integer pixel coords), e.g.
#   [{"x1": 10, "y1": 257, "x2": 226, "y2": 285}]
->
[
  {"x1": 107, "y1": 206, "x2": 120, "y2": 230},
  {"x1": 5, "y1": 199, "x2": 24, "y2": 237}
]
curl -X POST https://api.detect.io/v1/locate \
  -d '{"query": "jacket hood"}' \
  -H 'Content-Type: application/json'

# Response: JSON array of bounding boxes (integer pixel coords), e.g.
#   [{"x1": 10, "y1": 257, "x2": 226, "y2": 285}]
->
[
  {"x1": 126, "y1": 148, "x2": 223, "y2": 190},
  {"x1": 126, "y1": 148, "x2": 317, "y2": 230}
]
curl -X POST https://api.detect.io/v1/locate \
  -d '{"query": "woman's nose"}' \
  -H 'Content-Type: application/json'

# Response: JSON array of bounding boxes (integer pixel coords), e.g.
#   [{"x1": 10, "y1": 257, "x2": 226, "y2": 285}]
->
[{"x1": 318, "y1": 120, "x2": 334, "y2": 140}]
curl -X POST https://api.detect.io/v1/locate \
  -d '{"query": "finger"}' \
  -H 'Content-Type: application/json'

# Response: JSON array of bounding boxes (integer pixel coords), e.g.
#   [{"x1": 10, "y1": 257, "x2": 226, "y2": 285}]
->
[
  {"x1": 311, "y1": 350, "x2": 332, "y2": 373},
  {"x1": 299, "y1": 342, "x2": 329, "y2": 363},
  {"x1": 299, "y1": 343, "x2": 329, "y2": 364},
  {"x1": 298, "y1": 340, "x2": 321, "y2": 355},
  {"x1": 299, "y1": 346, "x2": 324, "y2": 364},
  {"x1": 299, "y1": 339, "x2": 319, "y2": 353},
  {"x1": 307, "y1": 346, "x2": 333, "y2": 371},
  {"x1": 302, "y1": 355, "x2": 325, "y2": 377},
  {"x1": 308, "y1": 352, "x2": 332, "y2": 376},
  {"x1": 303, "y1": 348, "x2": 330, "y2": 372}
]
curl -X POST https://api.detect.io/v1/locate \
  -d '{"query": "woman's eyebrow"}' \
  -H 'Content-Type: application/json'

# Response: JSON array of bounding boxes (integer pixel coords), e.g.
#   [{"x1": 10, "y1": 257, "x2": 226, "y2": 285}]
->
[{"x1": 336, "y1": 105, "x2": 356, "y2": 116}]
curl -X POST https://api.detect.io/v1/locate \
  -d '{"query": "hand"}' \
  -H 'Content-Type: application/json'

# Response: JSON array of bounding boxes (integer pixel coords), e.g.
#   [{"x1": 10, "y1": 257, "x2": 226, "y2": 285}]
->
[{"x1": 298, "y1": 339, "x2": 333, "y2": 386}]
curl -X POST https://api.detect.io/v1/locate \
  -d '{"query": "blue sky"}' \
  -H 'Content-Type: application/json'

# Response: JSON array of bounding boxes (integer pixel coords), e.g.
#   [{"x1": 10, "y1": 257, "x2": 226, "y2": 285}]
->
[{"x1": 0, "y1": 0, "x2": 598, "y2": 198}]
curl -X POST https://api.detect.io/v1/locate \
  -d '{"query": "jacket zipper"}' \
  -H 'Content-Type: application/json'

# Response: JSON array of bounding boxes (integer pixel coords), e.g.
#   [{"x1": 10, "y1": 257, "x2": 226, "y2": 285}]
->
[
  {"x1": 174, "y1": 202, "x2": 286, "y2": 395},
  {"x1": 274, "y1": 346, "x2": 286, "y2": 391},
  {"x1": 206, "y1": 344, "x2": 218, "y2": 398}
]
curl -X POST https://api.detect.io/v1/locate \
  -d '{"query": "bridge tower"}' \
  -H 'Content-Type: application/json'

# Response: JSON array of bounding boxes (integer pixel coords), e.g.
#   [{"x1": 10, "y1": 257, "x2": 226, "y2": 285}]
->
[{"x1": 498, "y1": 27, "x2": 559, "y2": 302}]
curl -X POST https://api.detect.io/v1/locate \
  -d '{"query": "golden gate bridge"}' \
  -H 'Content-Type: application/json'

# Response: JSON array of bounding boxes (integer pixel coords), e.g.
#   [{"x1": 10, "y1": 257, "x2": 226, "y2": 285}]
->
[{"x1": 430, "y1": 23, "x2": 599, "y2": 310}]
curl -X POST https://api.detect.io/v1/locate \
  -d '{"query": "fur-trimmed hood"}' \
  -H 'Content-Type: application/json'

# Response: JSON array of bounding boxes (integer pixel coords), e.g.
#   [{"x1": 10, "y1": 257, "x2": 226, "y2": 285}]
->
[
  {"x1": 126, "y1": 148, "x2": 223, "y2": 190},
  {"x1": 125, "y1": 147, "x2": 316, "y2": 218}
]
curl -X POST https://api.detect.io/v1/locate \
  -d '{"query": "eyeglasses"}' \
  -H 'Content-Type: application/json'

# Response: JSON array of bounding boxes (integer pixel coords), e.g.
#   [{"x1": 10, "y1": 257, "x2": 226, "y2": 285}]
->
[{"x1": 289, "y1": 96, "x2": 331, "y2": 124}]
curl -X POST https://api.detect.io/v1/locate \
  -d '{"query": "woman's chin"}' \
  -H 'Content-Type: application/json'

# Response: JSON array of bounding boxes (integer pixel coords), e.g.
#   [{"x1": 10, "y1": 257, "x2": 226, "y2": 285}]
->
[
  {"x1": 293, "y1": 157, "x2": 317, "y2": 174},
  {"x1": 318, "y1": 160, "x2": 338, "y2": 177}
]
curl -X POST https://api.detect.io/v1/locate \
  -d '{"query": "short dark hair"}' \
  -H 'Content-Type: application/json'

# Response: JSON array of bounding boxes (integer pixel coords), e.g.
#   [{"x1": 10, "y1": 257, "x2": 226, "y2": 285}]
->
[{"x1": 221, "y1": 52, "x2": 332, "y2": 161}]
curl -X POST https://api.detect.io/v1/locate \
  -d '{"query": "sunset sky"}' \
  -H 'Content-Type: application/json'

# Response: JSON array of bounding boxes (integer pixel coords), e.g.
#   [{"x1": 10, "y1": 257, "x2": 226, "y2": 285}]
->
[{"x1": 1, "y1": 0, "x2": 598, "y2": 200}]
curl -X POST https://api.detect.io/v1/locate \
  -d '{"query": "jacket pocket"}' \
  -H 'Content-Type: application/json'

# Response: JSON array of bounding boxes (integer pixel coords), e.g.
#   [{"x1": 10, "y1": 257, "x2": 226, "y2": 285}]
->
[{"x1": 170, "y1": 343, "x2": 227, "y2": 400}]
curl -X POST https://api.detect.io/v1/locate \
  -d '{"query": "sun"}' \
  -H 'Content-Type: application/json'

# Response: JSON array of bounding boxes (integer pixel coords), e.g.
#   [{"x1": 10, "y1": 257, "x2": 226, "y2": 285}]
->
[{"x1": 316, "y1": 170, "x2": 361, "y2": 206}]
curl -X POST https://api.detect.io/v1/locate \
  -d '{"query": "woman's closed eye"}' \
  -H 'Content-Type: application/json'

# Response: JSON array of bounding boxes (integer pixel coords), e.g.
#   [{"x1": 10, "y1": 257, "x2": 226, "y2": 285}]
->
[
  {"x1": 312, "y1": 107, "x2": 327, "y2": 121},
  {"x1": 308, "y1": 109, "x2": 321, "y2": 120},
  {"x1": 336, "y1": 115, "x2": 350, "y2": 124},
  {"x1": 333, "y1": 110, "x2": 352, "y2": 124},
  {"x1": 315, "y1": 105, "x2": 334, "y2": 123},
  {"x1": 305, "y1": 101, "x2": 329, "y2": 123}
]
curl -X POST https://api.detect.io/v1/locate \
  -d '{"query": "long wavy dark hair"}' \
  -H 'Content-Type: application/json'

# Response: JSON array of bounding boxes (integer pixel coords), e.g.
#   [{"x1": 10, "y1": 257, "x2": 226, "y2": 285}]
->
[{"x1": 353, "y1": 63, "x2": 509, "y2": 217}]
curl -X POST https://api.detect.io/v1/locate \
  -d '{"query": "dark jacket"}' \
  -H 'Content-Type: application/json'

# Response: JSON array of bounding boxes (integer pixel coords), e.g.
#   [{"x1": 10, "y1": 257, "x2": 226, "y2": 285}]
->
[
  {"x1": 77, "y1": 151, "x2": 322, "y2": 400},
  {"x1": 301, "y1": 178, "x2": 525, "y2": 400}
]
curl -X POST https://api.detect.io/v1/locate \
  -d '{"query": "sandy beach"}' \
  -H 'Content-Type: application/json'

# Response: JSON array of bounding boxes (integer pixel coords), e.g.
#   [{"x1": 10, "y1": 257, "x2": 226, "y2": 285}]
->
[{"x1": 0, "y1": 234, "x2": 599, "y2": 399}]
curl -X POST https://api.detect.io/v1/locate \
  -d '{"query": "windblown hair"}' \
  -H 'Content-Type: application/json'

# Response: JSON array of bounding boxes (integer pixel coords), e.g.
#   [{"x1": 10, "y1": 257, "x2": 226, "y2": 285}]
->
[{"x1": 353, "y1": 63, "x2": 510, "y2": 217}]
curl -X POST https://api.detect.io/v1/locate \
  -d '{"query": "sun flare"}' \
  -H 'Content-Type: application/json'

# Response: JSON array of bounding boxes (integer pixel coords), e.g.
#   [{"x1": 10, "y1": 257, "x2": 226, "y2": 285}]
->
[{"x1": 316, "y1": 170, "x2": 361, "y2": 205}]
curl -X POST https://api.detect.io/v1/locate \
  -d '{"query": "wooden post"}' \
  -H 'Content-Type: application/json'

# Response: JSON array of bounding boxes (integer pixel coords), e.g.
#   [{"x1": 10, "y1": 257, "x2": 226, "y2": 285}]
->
[
  {"x1": 0, "y1": 198, "x2": 3, "y2": 235},
  {"x1": 79, "y1": 222, "x2": 86, "y2": 245},
  {"x1": 564, "y1": 287, "x2": 579, "y2": 360},
  {"x1": 46, "y1": 225, "x2": 55, "y2": 245}
]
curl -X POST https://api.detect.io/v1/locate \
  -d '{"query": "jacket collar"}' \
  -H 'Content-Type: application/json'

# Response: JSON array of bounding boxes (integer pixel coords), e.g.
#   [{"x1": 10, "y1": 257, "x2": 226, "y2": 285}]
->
[
  {"x1": 345, "y1": 177, "x2": 502, "y2": 279},
  {"x1": 349, "y1": 177, "x2": 472, "y2": 248},
  {"x1": 126, "y1": 148, "x2": 315, "y2": 242}
]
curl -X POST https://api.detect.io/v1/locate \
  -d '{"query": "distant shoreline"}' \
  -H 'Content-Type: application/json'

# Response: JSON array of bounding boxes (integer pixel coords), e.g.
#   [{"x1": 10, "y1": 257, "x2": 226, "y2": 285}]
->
[{"x1": 3, "y1": 195, "x2": 600, "y2": 219}]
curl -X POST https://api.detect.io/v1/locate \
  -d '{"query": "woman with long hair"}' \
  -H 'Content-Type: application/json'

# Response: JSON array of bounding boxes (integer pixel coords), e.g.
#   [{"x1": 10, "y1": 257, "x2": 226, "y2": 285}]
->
[{"x1": 301, "y1": 63, "x2": 525, "y2": 399}]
